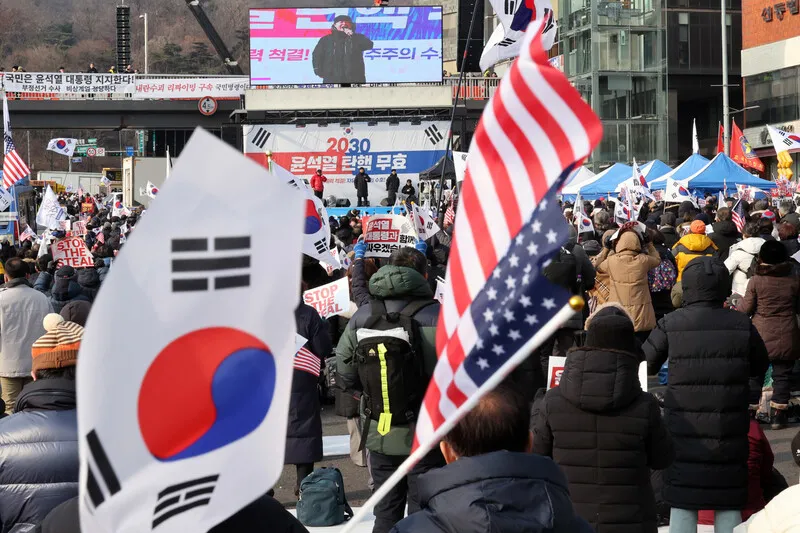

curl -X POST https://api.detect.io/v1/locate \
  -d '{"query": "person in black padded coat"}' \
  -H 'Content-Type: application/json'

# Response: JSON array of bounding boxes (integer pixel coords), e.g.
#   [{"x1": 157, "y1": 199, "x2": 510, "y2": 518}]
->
[
  {"x1": 643, "y1": 256, "x2": 770, "y2": 533},
  {"x1": 533, "y1": 303, "x2": 674, "y2": 533}
]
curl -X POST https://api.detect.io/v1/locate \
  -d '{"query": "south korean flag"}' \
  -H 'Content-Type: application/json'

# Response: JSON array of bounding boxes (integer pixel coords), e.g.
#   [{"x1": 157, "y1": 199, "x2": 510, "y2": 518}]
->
[
  {"x1": 480, "y1": 0, "x2": 557, "y2": 71},
  {"x1": 268, "y1": 162, "x2": 340, "y2": 269},
  {"x1": 78, "y1": 128, "x2": 305, "y2": 533}
]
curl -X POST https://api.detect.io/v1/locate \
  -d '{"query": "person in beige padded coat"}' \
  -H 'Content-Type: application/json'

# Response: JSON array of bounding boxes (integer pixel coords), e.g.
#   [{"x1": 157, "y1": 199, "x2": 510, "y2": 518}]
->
[{"x1": 597, "y1": 225, "x2": 661, "y2": 341}]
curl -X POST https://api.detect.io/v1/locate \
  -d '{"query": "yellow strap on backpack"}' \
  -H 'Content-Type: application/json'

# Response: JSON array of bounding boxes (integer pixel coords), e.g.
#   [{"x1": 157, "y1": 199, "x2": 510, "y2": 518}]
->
[{"x1": 376, "y1": 343, "x2": 392, "y2": 436}]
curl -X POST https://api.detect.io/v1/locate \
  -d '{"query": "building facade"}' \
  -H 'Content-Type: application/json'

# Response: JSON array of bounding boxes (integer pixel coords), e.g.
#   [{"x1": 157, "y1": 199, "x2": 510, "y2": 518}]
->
[
  {"x1": 741, "y1": 0, "x2": 800, "y2": 178},
  {"x1": 559, "y1": 0, "x2": 669, "y2": 170}
]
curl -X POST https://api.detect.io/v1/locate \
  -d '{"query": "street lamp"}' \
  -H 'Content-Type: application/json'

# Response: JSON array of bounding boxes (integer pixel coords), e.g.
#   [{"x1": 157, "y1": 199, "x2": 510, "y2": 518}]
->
[
  {"x1": 728, "y1": 105, "x2": 760, "y2": 116},
  {"x1": 139, "y1": 13, "x2": 149, "y2": 74}
]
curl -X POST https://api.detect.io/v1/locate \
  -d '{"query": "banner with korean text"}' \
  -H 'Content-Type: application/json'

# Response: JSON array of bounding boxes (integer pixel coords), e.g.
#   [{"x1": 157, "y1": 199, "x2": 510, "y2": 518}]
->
[
  {"x1": 134, "y1": 78, "x2": 250, "y2": 100},
  {"x1": 243, "y1": 121, "x2": 449, "y2": 206},
  {"x1": 1, "y1": 73, "x2": 136, "y2": 95}
]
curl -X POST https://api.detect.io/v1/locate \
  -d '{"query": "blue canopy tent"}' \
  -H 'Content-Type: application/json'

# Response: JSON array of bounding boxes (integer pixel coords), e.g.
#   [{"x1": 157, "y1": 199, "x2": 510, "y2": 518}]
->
[
  {"x1": 649, "y1": 154, "x2": 709, "y2": 190},
  {"x1": 575, "y1": 163, "x2": 633, "y2": 200},
  {"x1": 684, "y1": 153, "x2": 776, "y2": 193},
  {"x1": 641, "y1": 160, "x2": 672, "y2": 181}
]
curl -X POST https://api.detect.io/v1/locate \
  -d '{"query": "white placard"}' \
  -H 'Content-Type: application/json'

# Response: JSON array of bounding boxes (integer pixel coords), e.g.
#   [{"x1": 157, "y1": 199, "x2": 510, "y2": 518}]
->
[
  {"x1": 303, "y1": 278, "x2": 351, "y2": 319},
  {"x1": 363, "y1": 214, "x2": 417, "y2": 258}
]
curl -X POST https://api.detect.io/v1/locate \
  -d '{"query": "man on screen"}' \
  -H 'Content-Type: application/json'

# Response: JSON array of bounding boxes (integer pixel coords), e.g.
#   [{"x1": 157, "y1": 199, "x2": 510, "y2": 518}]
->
[{"x1": 312, "y1": 15, "x2": 374, "y2": 84}]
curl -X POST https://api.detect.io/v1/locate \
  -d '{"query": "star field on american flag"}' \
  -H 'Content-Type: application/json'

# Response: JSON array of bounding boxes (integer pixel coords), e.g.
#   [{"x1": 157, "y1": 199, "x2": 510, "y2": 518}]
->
[{"x1": 462, "y1": 192, "x2": 572, "y2": 385}]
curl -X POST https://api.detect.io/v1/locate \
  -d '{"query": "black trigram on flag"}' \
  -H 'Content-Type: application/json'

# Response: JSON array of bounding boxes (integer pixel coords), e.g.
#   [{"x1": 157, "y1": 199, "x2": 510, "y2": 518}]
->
[
  {"x1": 85, "y1": 429, "x2": 122, "y2": 509},
  {"x1": 499, "y1": 38, "x2": 517, "y2": 47},
  {"x1": 503, "y1": 0, "x2": 518, "y2": 15},
  {"x1": 251, "y1": 128, "x2": 271, "y2": 150},
  {"x1": 424, "y1": 124, "x2": 444, "y2": 145},
  {"x1": 152, "y1": 475, "x2": 219, "y2": 529},
  {"x1": 171, "y1": 236, "x2": 251, "y2": 292},
  {"x1": 543, "y1": 8, "x2": 555, "y2": 33},
  {"x1": 313, "y1": 238, "x2": 327, "y2": 255}
]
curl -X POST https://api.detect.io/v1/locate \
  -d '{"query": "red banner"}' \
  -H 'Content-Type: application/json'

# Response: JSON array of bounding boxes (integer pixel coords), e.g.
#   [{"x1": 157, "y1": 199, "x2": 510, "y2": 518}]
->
[{"x1": 730, "y1": 121, "x2": 765, "y2": 172}]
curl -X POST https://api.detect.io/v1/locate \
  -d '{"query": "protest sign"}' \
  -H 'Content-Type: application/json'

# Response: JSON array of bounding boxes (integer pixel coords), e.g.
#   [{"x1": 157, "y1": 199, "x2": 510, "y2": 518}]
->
[
  {"x1": 72, "y1": 221, "x2": 87, "y2": 236},
  {"x1": 0, "y1": 187, "x2": 12, "y2": 213},
  {"x1": 548, "y1": 356, "x2": 648, "y2": 391},
  {"x1": 435, "y1": 277, "x2": 446, "y2": 304},
  {"x1": 58, "y1": 219, "x2": 72, "y2": 231},
  {"x1": 52, "y1": 236, "x2": 94, "y2": 268},
  {"x1": 363, "y1": 214, "x2": 417, "y2": 258},
  {"x1": 36, "y1": 185, "x2": 65, "y2": 230},
  {"x1": 303, "y1": 278, "x2": 350, "y2": 319}
]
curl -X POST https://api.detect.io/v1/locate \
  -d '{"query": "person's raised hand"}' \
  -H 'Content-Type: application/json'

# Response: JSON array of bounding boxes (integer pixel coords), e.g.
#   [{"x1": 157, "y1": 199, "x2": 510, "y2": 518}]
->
[
  {"x1": 354, "y1": 239, "x2": 367, "y2": 260},
  {"x1": 415, "y1": 239, "x2": 428, "y2": 255}
]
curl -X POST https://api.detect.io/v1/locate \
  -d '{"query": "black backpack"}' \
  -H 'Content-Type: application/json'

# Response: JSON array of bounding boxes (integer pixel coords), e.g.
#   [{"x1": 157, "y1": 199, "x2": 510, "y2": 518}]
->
[
  {"x1": 354, "y1": 299, "x2": 435, "y2": 448},
  {"x1": 543, "y1": 244, "x2": 582, "y2": 295},
  {"x1": 744, "y1": 252, "x2": 759, "y2": 279}
]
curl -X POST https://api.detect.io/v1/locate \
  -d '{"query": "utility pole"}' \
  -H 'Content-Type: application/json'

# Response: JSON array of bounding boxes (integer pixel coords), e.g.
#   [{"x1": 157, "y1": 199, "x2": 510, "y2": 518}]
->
[{"x1": 721, "y1": 0, "x2": 730, "y2": 155}]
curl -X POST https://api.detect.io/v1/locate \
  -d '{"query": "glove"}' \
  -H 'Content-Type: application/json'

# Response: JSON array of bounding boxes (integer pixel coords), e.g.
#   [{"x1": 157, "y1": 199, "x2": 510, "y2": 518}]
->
[
  {"x1": 354, "y1": 240, "x2": 367, "y2": 260},
  {"x1": 415, "y1": 239, "x2": 428, "y2": 254}
]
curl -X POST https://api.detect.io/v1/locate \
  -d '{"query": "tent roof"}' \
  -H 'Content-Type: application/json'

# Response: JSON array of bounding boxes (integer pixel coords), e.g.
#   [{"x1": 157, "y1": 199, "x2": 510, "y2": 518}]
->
[
  {"x1": 649, "y1": 154, "x2": 710, "y2": 189},
  {"x1": 641, "y1": 160, "x2": 672, "y2": 181},
  {"x1": 577, "y1": 163, "x2": 633, "y2": 199},
  {"x1": 418, "y1": 154, "x2": 455, "y2": 181},
  {"x1": 685, "y1": 153, "x2": 776, "y2": 191},
  {"x1": 564, "y1": 166, "x2": 595, "y2": 188}
]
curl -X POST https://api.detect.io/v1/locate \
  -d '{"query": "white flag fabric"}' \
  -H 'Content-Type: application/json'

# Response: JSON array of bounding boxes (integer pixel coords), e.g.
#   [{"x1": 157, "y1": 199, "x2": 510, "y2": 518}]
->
[
  {"x1": 718, "y1": 191, "x2": 727, "y2": 211},
  {"x1": 111, "y1": 200, "x2": 131, "y2": 218},
  {"x1": 692, "y1": 119, "x2": 699, "y2": 154},
  {"x1": 36, "y1": 185, "x2": 65, "y2": 230},
  {"x1": 78, "y1": 128, "x2": 304, "y2": 533},
  {"x1": 767, "y1": 125, "x2": 800, "y2": 154},
  {"x1": 0, "y1": 186, "x2": 13, "y2": 212},
  {"x1": 410, "y1": 203, "x2": 441, "y2": 241},
  {"x1": 480, "y1": 0, "x2": 557, "y2": 72},
  {"x1": 268, "y1": 162, "x2": 339, "y2": 268},
  {"x1": 452, "y1": 151, "x2": 468, "y2": 184},
  {"x1": 47, "y1": 138, "x2": 78, "y2": 157},
  {"x1": 146, "y1": 181, "x2": 159, "y2": 199},
  {"x1": 665, "y1": 178, "x2": 696, "y2": 206},
  {"x1": 573, "y1": 193, "x2": 595, "y2": 236}
]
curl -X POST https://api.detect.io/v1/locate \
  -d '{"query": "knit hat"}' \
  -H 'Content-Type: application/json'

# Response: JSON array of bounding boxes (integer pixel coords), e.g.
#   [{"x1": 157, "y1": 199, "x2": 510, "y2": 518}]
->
[
  {"x1": 31, "y1": 316, "x2": 84, "y2": 373},
  {"x1": 758, "y1": 240, "x2": 789, "y2": 265},
  {"x1": 660, "y1": 212, "x2": 676, "y2": 227},
  {"x1": 762, "y1": 210, "x2": 776, "y2": 221},
  {"x1": 582, "y1": 240, "x2": 601, "y2": 256},
  {"x1": 583, "y1": 303, "x2": 640, "y2": 355},
  {"x1": 60, "y1": 300, "x2": 92, "y2": 327},
  {"x1": 690, "y1": 220, "x2": 706, "y2": 234}
]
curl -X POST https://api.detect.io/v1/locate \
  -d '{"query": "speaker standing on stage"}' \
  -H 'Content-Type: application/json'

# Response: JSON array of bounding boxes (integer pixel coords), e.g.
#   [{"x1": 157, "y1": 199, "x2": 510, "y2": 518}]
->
[
  {"x1": 355, "y1": 167, "x2": 371, "y2": 207},
  {"x1": 311, "y1": 169, "x2": 327, "y2": 200},
  {"x1": 386, "y1": 169, "x2": 400, "y2": 205}
]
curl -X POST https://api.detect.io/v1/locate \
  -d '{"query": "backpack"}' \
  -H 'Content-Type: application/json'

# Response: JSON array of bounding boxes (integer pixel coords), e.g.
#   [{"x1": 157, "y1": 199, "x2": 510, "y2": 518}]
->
[
  {"x1": 648, "y1": 258, "x2": 677, "y2": 292},
  {"x1": 744, "y1": 252, "x2": 759, "y2": 279},
  {"x1": 296, "y1": 467, "x2": 353, "y2": 527},
  {"x1": 354, "y1": 299, "x2": 435, "y2": 449},
  {"x1": 543, "y1": 245, "x2": 582, "y2": 295}
]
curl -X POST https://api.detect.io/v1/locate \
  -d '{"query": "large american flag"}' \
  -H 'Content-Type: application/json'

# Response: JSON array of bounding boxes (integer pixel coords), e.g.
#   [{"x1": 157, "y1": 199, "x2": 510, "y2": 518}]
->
[
  {"x1": 2, "y1": 94, "x2": 31, "y2": 189},
  {"x1": 413, "y1": 19, "x2": 602, "y2": 450},
  {"x1": 732, "y1": 199, "x2": 746, "y2": 233}
]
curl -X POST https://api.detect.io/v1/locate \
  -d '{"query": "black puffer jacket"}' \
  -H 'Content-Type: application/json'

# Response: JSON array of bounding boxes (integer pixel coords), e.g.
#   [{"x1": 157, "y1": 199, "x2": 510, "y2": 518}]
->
[
  {"x1": 643, "y1": 257, "x2": 770, "y2": 510},
  {"x1": 711, "y1": 220, "x2": 741, "y2": 261},
  {"x1": 533, "y1": 347, "x2": 673, "y2": 533},
  {"x1": 285, "y1": 303, "x2": 332, "y2": 465},
  {"x1": 390, "y1": 451, "x2": 593, "y2": 533},
  {"x1": 0, "y1": 378, "x2": 78, "y2": 533}
]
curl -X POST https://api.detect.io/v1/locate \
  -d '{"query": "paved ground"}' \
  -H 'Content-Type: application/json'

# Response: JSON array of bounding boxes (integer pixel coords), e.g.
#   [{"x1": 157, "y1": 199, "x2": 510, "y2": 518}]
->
[{"x1": 274, "y1": 381, "x2": 799, "y2": 509}]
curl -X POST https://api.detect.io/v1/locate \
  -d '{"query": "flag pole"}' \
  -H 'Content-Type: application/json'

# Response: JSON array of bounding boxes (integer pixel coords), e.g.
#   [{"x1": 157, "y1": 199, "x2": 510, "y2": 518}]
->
[
  {"x1": 339, "y1": 302, "x2": 579, "y2": 533},
  {"x1": 436, "y1": 0, "x2": 483, "y2": 228}
]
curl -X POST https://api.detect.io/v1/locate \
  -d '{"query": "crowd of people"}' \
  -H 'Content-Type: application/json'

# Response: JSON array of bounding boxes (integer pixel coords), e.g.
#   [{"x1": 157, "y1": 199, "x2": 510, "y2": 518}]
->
[{"x1": 0, "y1": 185, "x2": 797, "y2": 533}]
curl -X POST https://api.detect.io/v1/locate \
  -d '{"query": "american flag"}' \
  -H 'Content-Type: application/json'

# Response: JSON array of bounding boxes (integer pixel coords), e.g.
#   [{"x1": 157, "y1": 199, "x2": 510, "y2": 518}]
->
[
  {"x1": 294, "y1": 345, "x2": 321, "y2": 377},
  {"x1": 2, "y1": 94, "x2": 31, "y2": 189},
  {"x1": 732, "y1": 199, "x2": 746, "y2": 233},
  {"x1": 443, "y1": 200, "x2": 456, "y2": 227},
  {"x1": 413, "y1": 19, "x2": 602, "y2": 450}
]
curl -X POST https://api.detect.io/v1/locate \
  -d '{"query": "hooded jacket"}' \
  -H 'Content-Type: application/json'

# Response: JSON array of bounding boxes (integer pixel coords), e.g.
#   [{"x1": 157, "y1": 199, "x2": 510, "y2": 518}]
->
[
  {"x1": 285, "y1": 302, "x2": 332, "y2": 465},
  {"x1": 311, "y1": 22, "x2": 373, "y2": 84},
  {"x1": 533, "y1": 337, "x2": 673, "y2": 532},
  {"x1": 741, "y1": 262, "x2": 800, "y2": 361},
  {"x1": 725, "y1": 237, "x2": 766, "y2": 296},
  {"x1": 50, "y1": 278, "x2": 90, "y2": 315},
  {"x1": 76, "y1": 268, "x2": 101, "y2": 302},
  {"x1": 598, "y1": 232, "x2": 661, "y2": 331},
  {"x1": 0, "y1": 278, "x2": 52, "y2": 378},
  {"x1": 389, "y1": 451, "x2": 594, "y2": 533},
  {"x1": 336, "y1": 265, "x2": 439, "y2": 456},
  {"x1": 0, "y1": 378, "x2": 78, "y2": 533},
  {"x1": 643, "y1": 257, "x2": 769, "y2": 510},
  {"x1": 711, "y1": 220, "x2": 741, "y2": 261},
  {"x1": 660, "y1": 226, "x2": 679, "y2": 249},
  {"x1": 672, "y1": 233, "x2": 718, "y2": 281}
]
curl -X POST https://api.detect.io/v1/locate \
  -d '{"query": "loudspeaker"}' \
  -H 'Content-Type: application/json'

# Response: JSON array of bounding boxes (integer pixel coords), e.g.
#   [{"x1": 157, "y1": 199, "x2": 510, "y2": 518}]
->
[
  {"x1": 458, "y1": 0, "x2": 485, "y2": 73},
  {"x1": 116, "y1": 6, "x2": 132, "y2": 71},
  {"x1": 336, "y1": 198, "x2": 351, "y2": 207}
]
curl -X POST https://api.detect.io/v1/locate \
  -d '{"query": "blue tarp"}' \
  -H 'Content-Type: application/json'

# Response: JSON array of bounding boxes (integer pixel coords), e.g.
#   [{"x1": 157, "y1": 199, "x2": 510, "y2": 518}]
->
[
  {"x1": 685, "y1": 153, "x2": 776, "y2": 192},
  {"x1": 650, "y1": 154, "x2": 710, "y2": 190},
  {"x1": 641, "y1": 160, "x2": 672, "y2": 181},
  {"x1": 577, "y1": 163, "x2": 633, "y2": 200}
]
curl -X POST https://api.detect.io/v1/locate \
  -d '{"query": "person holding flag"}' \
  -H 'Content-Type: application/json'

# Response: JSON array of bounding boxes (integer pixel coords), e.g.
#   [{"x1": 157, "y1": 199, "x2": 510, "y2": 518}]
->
[{"x1": 3, "y1": 93, "x2": 31, "y2": 189}]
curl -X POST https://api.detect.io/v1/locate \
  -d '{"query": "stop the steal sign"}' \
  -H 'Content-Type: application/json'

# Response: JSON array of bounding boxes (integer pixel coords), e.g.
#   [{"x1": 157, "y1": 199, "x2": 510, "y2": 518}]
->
[
  {"x1": 303, "y1": 277, "x2": 350, "y2": 319},
  {"x1": 52, "y1": 237, "x2": 95, "y2": 269}
]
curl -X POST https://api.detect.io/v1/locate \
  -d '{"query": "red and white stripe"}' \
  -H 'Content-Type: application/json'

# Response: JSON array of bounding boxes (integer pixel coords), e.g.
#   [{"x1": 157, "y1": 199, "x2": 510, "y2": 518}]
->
[
  {"x1": 413, "y1": 19, "x2": 602, "y2": 449},
  {"x1": 3, "y1": 149, "x2": 29, "y2": 189},
  {"x1": 294, "y1": 346, "x2": 321, "y2": 377}
]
